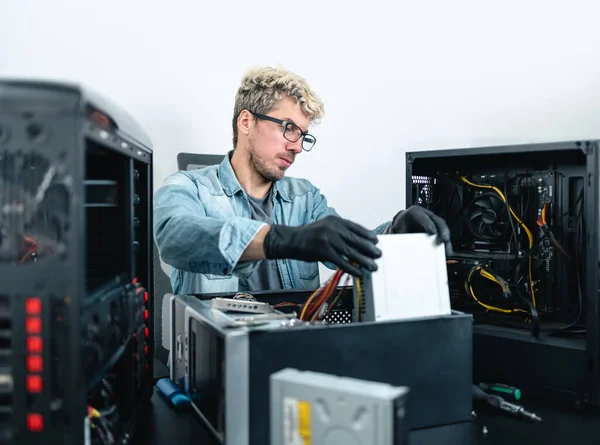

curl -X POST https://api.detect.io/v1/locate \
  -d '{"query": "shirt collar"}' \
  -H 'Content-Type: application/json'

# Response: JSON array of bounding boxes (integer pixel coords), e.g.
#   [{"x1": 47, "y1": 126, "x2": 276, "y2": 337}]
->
[{"x1": 219, "y1": 151, "x2": 291, "y2": 202}]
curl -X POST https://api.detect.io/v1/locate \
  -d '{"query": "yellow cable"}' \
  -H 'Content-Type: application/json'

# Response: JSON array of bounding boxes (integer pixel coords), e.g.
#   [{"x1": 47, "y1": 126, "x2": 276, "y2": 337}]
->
[
  {"x1": 467, "y1": 267, "x2": 529, "y2": 316},
  {"x1": 302, "y1": 270, "x2": 342, "y2": 321},
  {"x1": 355, "y1": 276, "x2": 363, "y2": 322},
  {"x1": 460, "y1": 176, "x2": 536, "y2": 307},
  {"x1": 299, "y1": 287, "x2": 321, "y2": 320},
  {"x1": 541, "y1": 205, "x2": 547, "y2": 224}
]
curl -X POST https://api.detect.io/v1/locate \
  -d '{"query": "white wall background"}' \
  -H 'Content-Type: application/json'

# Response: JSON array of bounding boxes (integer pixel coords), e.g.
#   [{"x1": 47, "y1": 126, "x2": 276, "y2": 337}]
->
[{"x1": 2, "y1": 0, "x2": 600, "y2": 283}]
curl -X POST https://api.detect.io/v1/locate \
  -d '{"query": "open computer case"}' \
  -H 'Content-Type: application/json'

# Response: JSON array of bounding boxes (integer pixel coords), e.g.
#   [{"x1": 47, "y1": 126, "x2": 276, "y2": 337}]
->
[
  {"x1": 0, "y1": 80, "x2": 154, "y2": 444},
  {"x1": 406, "y1": 140, "x2": 600, "y2": 408}
]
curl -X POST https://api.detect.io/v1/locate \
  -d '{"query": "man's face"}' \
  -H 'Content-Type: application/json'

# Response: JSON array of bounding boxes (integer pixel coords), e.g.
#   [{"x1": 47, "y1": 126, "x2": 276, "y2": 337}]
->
[{"x1": 247, "y1": 96, "x2": 309, "y2": 182}]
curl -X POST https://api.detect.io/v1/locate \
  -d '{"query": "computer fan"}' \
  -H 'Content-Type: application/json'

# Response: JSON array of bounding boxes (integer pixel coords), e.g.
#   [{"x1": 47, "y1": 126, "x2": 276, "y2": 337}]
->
[{"x1": 465, "y1": 192, "x2": 510, "y2": 241}]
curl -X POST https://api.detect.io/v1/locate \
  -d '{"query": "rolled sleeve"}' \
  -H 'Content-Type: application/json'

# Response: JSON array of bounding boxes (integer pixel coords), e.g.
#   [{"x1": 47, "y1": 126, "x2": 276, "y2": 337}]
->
[
  {"x1": 153, "y1": 172, "x2": 264, "y2": 277},
  {"x1": 218, "y1": 217, "x2": 267, "y2": 277}
]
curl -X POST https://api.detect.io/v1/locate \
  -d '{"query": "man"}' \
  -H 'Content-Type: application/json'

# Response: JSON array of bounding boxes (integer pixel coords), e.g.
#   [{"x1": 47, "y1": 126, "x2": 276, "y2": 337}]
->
[{"x1": 153, "y1": 67, "x2": 451, "y2": 295}]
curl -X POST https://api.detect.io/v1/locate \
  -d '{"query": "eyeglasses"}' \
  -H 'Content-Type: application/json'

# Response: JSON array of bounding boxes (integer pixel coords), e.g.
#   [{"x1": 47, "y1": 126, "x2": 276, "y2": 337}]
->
[{"x1": 250, "y1": 112, "x2": 317, "y2": 152}]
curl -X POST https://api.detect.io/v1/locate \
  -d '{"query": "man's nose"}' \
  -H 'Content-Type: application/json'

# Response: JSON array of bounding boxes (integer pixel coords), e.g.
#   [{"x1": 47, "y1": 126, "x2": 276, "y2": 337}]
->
[{"x1": 287, "y1": 138, "x2": 303, "y2": 153}]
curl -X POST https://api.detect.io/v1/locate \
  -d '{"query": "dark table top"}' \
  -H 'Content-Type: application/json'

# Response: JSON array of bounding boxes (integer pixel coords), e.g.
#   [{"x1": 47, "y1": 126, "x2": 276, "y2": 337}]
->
[{"x1": 134, "y1": 384, "x2": 600, "y2": 445}]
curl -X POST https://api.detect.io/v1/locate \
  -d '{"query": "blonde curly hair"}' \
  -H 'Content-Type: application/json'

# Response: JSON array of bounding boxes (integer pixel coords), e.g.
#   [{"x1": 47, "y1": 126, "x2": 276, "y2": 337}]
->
[{"x1": 232, "y1": 66, "x2": 325, "y2": 148}]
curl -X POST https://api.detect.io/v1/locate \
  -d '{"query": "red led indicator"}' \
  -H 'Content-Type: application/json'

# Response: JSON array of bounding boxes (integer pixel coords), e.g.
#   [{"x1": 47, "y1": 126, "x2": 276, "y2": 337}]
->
[
  {"x1": 143, "y1": 310, "x2": 148, "y2": 321},
  {"x1": 144, "y1": 345, "x2": 149, "y2": 354},
  {"x1": 26, "y1": 317, "x2": 42, "y2": 334},
  {"x1": 27, "y1": 337, "x2": 43, "y2": 353},
  {"x1": 143, "y1": 291, "x2": 148, "y2": 303},
  {"x1": 132, "y1": 277, "x2": 138, "y2": 284},
  {"x1": 25, "y1": 297, "x2": 42, "y2": 315},
  {"x1": 27, "y1": 413, "x2": 44, "y2": 432},
  {"x1": 27, "y1": 356, "x2": 43, "y2": 372},
  {"x1": 144, "y1": 328, "x2": 149, "y2": 338},
  {"x1": 27, "y1": 375, "x2": 43, "y2": 393}
]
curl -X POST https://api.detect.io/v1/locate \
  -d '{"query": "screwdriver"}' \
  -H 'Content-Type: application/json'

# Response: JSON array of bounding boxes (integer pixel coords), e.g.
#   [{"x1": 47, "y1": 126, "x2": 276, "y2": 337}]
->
[
  {"x1": 472, "y1": 385, "x2": 542, "y2": 422},
  {"x1": 494, "y1": 398, "x2": 542, "y2": 422},
  {"x1": 479, "y1": 383, "x2": 521, "y2": 401}
]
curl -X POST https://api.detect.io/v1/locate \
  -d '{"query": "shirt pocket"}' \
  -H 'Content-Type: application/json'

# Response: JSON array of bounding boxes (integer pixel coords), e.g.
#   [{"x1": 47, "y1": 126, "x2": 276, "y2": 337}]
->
[{"x1": 297, "y1": 261, "x2": 319, "y2": 281}]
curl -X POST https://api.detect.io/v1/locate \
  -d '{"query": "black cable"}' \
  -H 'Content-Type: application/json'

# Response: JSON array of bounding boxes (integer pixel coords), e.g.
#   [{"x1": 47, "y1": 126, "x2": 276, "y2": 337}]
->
[
  {"x1": 504, "y1": 171, "x2": 518, "y2": 252},
  {"x1": 548, "y1": 197, "x2": 584, "y2": 334},
  {"x1": 511, "y1": 283, "x2": 540, "y2": 337},
  {"x1": 446, "y1": 185, "x2": 458, "y2": 219},
  {"x1": 504, "y1": 170, "x2": 520, "y2": 276},
  {"x1": 559, "y1": 191, "x2": 583, "y2": 218},
  {"x1": 94, "y1": 422, "x2": 110, "y2": 445},
  {"x1": 98, "y1": 417, "x2": 115, "y2": 444},
  {"x1": 99, "y1": 405, "x2": 117, "y2": 417}
]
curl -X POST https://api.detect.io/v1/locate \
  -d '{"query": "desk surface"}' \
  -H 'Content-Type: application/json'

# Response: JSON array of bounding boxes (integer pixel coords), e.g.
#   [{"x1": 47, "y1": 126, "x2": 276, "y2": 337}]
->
[{"x1": 135, "y1": 386, "x2": 600, "y2": 445}]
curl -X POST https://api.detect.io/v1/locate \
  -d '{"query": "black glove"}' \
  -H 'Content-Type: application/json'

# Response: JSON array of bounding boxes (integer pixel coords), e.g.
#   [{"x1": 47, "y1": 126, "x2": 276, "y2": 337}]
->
[
  {"x1": 387, "y1": 205, "x2": 453, "y2": 256},
  {"x1": 263, "y1": 215, "x2": 382, "y2": 277}
]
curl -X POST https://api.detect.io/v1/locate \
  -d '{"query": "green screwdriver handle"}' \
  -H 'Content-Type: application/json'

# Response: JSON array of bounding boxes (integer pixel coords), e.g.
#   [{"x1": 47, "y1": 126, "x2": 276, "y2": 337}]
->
[{"x1": 479, "y1": 383, "x2": 522, "y2": 401}]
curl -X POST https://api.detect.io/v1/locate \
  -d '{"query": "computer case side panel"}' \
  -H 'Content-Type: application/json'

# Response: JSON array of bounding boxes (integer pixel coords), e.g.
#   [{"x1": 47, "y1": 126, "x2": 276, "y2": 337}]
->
[{"x1": 586, "y1": 141, "x2": 600, "y2": 404}]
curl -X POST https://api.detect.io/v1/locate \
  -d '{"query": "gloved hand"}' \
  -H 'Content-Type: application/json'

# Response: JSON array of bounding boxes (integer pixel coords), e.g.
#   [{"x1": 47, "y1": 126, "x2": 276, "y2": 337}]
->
[
  {"x1": 387, "y1": 205, "x2": 453, "y2": 255},
  {"x1": 263, "y1": 215, "x2": 382, "y2": 277}
]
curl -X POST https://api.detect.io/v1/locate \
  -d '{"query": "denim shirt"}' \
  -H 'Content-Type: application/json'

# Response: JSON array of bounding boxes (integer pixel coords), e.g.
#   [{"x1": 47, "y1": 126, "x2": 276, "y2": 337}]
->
[{"x1": 153, "y1": 153, "x2": 391, "y2": 295}]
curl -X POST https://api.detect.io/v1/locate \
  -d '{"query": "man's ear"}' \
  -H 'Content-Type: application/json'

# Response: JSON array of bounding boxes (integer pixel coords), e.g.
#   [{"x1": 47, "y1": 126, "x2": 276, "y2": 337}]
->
[{"x1": 237, "y1": 110, "x2": 254, "y2": 137}]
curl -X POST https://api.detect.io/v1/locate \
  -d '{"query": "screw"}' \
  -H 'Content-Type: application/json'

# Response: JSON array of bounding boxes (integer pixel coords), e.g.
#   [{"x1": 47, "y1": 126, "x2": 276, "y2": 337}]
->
[{"x1": 471, "y1": 410, "x2": 477, "y2": 419}]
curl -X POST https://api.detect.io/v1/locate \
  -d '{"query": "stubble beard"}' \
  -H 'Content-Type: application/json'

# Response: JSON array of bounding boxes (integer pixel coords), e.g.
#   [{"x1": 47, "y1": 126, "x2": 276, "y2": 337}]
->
[{"x1": 248, "y1": 138, "x2": 285, "y2": 183}]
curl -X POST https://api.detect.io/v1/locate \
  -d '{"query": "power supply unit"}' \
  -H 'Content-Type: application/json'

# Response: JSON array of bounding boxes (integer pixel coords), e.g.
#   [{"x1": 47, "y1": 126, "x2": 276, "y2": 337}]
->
[
  {"x1": 353, "y1": 233, "x2": 451, "y2": 323},
  {"x1": 270, "y1": 368, "x2": 410, "y2": 445}
]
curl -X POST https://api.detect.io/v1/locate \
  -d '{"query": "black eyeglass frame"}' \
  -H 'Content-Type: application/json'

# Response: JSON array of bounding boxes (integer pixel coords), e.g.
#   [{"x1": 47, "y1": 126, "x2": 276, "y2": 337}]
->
[{"x1": 250, "y1": 111, "x2": 317, "y2": 152}]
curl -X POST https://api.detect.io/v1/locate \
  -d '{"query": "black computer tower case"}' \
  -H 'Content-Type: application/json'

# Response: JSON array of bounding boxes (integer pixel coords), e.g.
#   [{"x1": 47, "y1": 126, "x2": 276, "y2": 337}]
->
[
  {"x1": 0, "y1": 81, "x2": 154, "y2": 443},
  {"x1": 406, "y1": 140, "x2": 599, "y2": 407}
]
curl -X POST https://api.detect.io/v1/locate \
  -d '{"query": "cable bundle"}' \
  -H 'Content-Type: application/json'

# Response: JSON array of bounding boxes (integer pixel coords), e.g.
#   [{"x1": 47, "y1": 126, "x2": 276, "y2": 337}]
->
[
  {"x1": 465, "y1": 265, "x2": 528, "y2": 317},
  {"x1": 88, "y1": 405, "x2": 115, "y2": 444},
  {"x1": 298, "y1": 268, "x2": 351, "y2": 322},
  {"x1": 536, "y1": 203, "x2": 572, "y2": 263},
  {"x1": 460, "y1": 176, "x2": 536, "y2": 308}
]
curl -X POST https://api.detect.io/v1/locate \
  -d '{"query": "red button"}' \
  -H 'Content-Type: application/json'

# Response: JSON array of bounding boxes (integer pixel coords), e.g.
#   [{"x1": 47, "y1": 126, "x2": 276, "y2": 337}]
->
[
  {"x1": 143, "y1": 291, "x2": 148, "y2": 303},
  {"x1": 26, "y1": 317, "x2": 42, "y2": 334},
  {"x1": 27, "y1": 337, "x2": 43, "y2": 353},
  {"x1": 143, "y1": 310, "x2": 148, "y2": 321},
  {"x1": 25, "y1": 297, "x2": 42, "y2": 315},
  {"x1": 27, "y1": 375, "x2": 43, "y2": 393},
  {"x1": 27, "y1": 413, "x2": 44, "y2": 431},
  {"x1": 27, "y1": 356, "x2": 43, "y2": 372}
]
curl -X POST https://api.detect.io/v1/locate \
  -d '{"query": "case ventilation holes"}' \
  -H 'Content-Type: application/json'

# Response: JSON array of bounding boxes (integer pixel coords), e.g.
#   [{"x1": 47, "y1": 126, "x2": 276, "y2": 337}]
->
[{"x1": 325, "y1": 310, "x2": 353, "y2": 324}]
